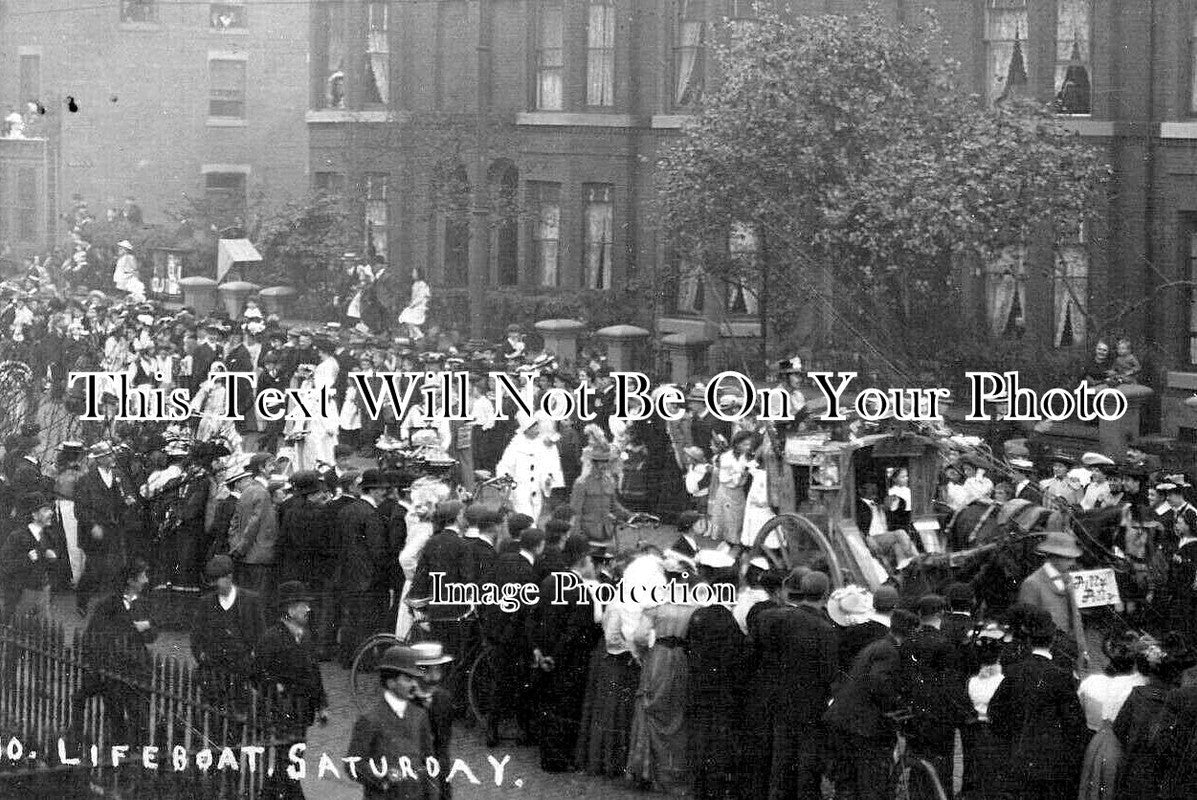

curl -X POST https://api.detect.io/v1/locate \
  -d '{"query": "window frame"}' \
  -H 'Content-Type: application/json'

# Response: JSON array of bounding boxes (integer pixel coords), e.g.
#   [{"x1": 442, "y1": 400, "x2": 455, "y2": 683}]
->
[
  {"x1": 364, "y1": 0, "x2": 390, "y2": 107},
  {"x1": 673, "y1": 0, "x2": 705, "y2": 109},
  {"x1": 725, "y1": 221, "x2": 761, "y2": 316},
  {"x1": 1053, "y1": 0, "x2": 1092, "y2": 116},
  {"x1": 586, "y1": 0, "x2": 616, "y2": 108},
  {"x1": 583, "y1": 183, "x2": 615, "y2": 290},
  {"x1": 1053, "y1": 225, "x2": 1090, "y2": 349},
  {"x1": 984, "y1": 0, "x2": 1031, "y2": 107},
  {"x1": 209, "y1": 2, "x2": 248, "y2": 31},
  {"x1": 208, "y1": 56, "x2": 248, "y2": 120},
  {"x1": 529, "y1": 181, "x2": 563, "y2": 288},
  {"x1": 120, "y1": 0, "x2": 157, "y2": 24},
  {"x1": 535, "y1": 0, "x2": 566, "y2": 111},
  {"x1": 364, "y1": 172, "x2": 389, "y2": 261},
  {"x1": 203, "y1": 171, "x2": 248, "y2": 226}
]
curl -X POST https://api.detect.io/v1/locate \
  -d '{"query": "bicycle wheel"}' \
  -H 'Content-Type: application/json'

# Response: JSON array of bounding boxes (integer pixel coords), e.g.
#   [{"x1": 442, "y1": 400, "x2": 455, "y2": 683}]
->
[{"x1": 467, "y1": 644, "x2": 501, "y2": 731}]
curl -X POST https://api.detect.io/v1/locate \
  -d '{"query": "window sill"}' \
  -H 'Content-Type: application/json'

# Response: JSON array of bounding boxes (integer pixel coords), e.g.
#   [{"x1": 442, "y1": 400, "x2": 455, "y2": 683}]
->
[
  {"x1": 119, "y1": 21, "x2": 162, "y2": 31},
  {"x1": 651, "y1": 114, "x2": 692, "y2": 129},
  {"x1": 516, "y1": 111, "x2": 641, "y2": 128},
  {"x1": 206, "y1": 118, "x2": 247, "y2": 127},
  {"x1": 305, "y1": 109, "x2": 399, "y2": 123},
  {"x1": 209, "y1": 27, "x2": 249, "y2": 35},
  {"x1": 1054, "y1": 118, "x2": 1115, "y2": 137},
  {"x1": 1161, "y1": 122, "x2": 1197, "y2": 139}
]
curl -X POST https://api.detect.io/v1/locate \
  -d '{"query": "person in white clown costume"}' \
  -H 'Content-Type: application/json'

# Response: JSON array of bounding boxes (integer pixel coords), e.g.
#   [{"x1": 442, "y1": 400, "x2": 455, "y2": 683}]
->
[{"x1": 496, "y1": 411, "x2": 563, "y2": 525}]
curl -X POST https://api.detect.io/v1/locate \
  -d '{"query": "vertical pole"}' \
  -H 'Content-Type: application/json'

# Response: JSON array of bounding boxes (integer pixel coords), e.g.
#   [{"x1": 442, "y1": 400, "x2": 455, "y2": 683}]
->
[{"x1": 469, "y1": 0, "x2": 494, "y2": 339}]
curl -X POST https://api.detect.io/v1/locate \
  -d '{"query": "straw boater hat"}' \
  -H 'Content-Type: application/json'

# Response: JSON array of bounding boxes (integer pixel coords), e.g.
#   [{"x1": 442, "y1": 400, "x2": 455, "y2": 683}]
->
[
  {"x1": 1035, "y1": 530, "x2": 1083, "y2": 559},
  {"x1": 411, "y1": 642, "x2": 454, "y2": 667},
  {"x1": 87, "y1": 441, "x2": 115, "y2": 460},
  {"x1": 378, "y1": 646, "x2": 425, "y2": 678},
  {"x1": 827, "y1": 585, "x2": 875, "y2": 627}
]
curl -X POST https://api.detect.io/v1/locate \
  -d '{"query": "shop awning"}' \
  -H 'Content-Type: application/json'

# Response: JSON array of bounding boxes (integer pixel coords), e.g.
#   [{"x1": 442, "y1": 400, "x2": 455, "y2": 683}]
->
[{"x1": 217, "y1": 238, "x2": 261, "y2": 282}]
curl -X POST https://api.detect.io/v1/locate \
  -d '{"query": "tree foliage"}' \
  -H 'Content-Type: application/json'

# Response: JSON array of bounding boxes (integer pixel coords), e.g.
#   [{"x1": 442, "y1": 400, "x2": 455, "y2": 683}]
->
[{"x1": 658, "y1": 7, "x2": 1110, "y2": 373}]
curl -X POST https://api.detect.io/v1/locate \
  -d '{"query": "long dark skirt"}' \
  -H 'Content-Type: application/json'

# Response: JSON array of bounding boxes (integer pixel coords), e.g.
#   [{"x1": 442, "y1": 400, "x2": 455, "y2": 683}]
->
[
  {"x1": 576, "y1": 645, "x2": 640, "y2": 777},
  {"x1": 689, "y1": 690, "x2": 744, "y2": 800},
  {"x1": 961, "y1": 722, "x2": 1007, "y2": 800}
]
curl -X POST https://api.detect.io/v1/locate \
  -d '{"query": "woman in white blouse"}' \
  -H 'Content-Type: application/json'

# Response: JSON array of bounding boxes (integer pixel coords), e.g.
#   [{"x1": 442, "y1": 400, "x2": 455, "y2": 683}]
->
[
  {"x1": 962, "y1": 627, "x2": 1007, "y2": 799},
  {"x1": 1077, "y1": 631, "x2": 1149, "y2": 800}
]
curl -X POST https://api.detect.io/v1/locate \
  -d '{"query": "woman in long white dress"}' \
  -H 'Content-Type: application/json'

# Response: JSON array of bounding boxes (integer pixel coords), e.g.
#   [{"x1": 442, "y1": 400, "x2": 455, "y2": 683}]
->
[
  {"x1": 397, "y1": 267, "x2": 430, "y2": 341},
  {"x1": 190, "y1": 361, "x2": 243, "y2": 454}
]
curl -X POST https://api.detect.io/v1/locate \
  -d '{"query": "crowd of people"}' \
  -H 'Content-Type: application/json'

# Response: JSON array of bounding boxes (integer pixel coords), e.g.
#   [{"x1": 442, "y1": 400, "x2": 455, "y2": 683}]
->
[{"x1": 6, "y1": 245, "x2": 1197, "y2": 800}]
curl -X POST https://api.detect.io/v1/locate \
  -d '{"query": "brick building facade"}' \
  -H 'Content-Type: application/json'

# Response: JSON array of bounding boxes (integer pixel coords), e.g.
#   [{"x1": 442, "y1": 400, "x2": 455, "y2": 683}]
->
[{"x1": 0, "y1": 0, "x2": 310, "y2": 253}]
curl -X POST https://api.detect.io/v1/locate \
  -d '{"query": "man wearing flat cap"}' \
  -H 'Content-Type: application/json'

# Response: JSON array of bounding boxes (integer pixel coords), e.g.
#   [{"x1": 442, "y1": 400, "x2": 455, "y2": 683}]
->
[{"x1": 754, "y1": 570, "x2": 839, "y2": 798}]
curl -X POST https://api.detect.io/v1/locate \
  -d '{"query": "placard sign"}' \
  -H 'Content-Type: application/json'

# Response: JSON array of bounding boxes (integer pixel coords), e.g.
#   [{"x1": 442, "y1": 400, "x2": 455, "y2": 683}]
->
[{"x1": 1069, "y1": 568, "x2": 1121, "y2": 609}]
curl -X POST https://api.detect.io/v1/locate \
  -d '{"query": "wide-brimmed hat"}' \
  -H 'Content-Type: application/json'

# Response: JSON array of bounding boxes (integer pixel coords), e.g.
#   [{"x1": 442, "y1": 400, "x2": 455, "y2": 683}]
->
[
  {"x1": 828, "y1": 585, "x2": 875, "y2": 626},
  {"x1": 1036, "y1": 530, "x2": 1083, "y2": 558},
  {"x1": 276, "y1": 580, "x2": 316, "y2": 607},
  {"x1": 1009, "y1": 456, "x2": 1035, "y2": 472},
  {"x1": 777, "y1": 356, "x2": 804, "y2": 375},
  {"x1": 411, "y1": 641, "x2": 454, "y2": 667},
  {"x1": 1081, "y1": 452, "x2": 1116, "y2": 468},
  {"x1": 57, "y1": 440, "x2": 86, "y2": 456},
  {"x1": 117, "y1": 240, "x2": 134, "y2": 250},
  {"x1": 378, "y1": 645, "x2": 425, "y2": 678},
  {"x1": 360, "y1": 468, "x2": 389, "y2": 491},
  {"x1": 204, "y1": 554, "x2": 234, "y2": 579},
  {"x1": 87, "y1": 441, "x2": 115, "y2": 459}
]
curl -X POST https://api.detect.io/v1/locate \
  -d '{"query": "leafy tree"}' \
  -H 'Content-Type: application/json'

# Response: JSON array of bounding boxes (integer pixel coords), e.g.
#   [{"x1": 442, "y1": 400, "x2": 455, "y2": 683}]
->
[{"x1": 658, "y1": 7, "x2": 1110, "y2": 381}]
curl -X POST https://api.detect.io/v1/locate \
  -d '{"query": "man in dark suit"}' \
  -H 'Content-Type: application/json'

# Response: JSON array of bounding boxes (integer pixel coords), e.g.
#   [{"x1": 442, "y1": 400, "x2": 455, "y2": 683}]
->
[
  {"x1": 902, "y1": 595, "x2": 973, "y2": 795},
  {"x1": 824, "y1": 608, "x2": 920, "y2": 800},
  {"x1": 528, "y1": 535, "x2": 600, "y2": 772},
  {"x1": 334, "y1": 469, "x2": 389, "y2": 668},
  {"x1": 191, "y1": 554, "x2": 266, "y2": 707},
  {"x1": 408, "y1": 501, "x2": 471, "y2": 711},
  {"x1": 73, "y1": 558, "x2": 155, "y2": 742},
  {"x1": 753, "y1": 570, "x2": 839, "y2": 800},
  {"x1": 0, "y1": 493, "x2": 61, "y2": 621},
  {"x1": 73, "y1": 441, "x2": 134, "y2": 616},
  {"x1": 346, "y1": 645, "x2": 438, "y2": 800},
  {"x1": 462, "y1": 503, "x2": 501, "y2": 591},
  {"x1": 485, "y1": 527, "x2": 544, "y2": 745},
  {"x1": 189, "y1": 323, "x2": 224, "y2": 396},
  {"x1": 988, "y1": 607, "x2": 1087, "y2": 800},
  {"x1": 256, "y1": 580, "x2": 328, "y2": 800},
  {"x1": 1011, "y1": 457, "x2": 1043, "y2": 503},
  {"x1": 224, "y1": 325, "x2": 262, "y2": 428}
]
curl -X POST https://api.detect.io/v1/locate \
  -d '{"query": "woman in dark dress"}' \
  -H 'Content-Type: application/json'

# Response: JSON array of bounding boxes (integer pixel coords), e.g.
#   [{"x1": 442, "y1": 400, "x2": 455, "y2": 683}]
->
[
  {"x1": 1113, "y1": 633, "x2": 1195, "y2": 800},
  {"x1": 686, "y1": 557, "x2": 747, "y2": 800},
  {"x1": 575, "y1": 591, "x2": 641, "y2": 777},
  {"x1": 960, "y1": 626, "x2": 1007, "y2": 800}
]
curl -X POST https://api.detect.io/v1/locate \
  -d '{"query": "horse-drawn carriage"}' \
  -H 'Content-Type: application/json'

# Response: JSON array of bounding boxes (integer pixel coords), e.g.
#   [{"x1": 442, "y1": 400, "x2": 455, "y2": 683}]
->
[{"x1": 751, "y1": 429, "x2": 1132, "y2": 614}]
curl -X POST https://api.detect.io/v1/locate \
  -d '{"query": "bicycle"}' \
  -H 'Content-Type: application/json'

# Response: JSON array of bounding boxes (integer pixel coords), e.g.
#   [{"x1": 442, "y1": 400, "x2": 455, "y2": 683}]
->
[
  {"x1": 349, "y1": 613, "x2": 502, "y2": 736},
  {"x1": 463, "y1": 471, "x2": 515, "y2": 508}
]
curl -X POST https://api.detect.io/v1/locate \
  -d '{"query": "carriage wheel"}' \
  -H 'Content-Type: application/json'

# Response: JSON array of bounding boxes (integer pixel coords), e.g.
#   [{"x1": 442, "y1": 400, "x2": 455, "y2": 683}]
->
[{"x1": 751, "y1": 513, "x2": 845, "y2": 588}]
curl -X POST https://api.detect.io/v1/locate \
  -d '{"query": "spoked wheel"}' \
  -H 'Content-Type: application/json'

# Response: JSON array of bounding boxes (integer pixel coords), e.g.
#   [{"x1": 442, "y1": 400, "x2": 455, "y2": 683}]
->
[
  {"x1": 751, "y1": 513, "x2": 845, "y2": 588},
  {"x1": 350, "y1": 628, "x2": 434, "y2": 709},
  {"x1": 467, "y1": 644, "x2": 501, "y2": 732}
]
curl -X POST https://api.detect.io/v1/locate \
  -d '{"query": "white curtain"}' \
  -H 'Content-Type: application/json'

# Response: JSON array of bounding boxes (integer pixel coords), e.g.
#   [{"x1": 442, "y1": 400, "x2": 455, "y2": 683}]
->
[
  {"x1": 368, "y1": 31, "x2": 389, "y2": 104},
  {"x1": 587, "y1": 3, "x2": 615, "y2": 106},
  {"x1": 585, "y1": 198, "x2": 613, "y2": 289},
  {"x1": 366, "y1": 200, "x2": 388, "y2": 260},
  {"x1": 538, "y1": 5, "x2": 564, "y2": 110},
  {"x1": 985, "y1": 245, "x2": 1025, "y2": 336},
  {"x1": 985, "y1": 6, "x2": 1028, "y2": 104},
  {"x1": 1054, "y1": 245, "x2": 1089, "y2": 347},
  {"x1": 536, "y1": 204, "x2": 560, "y2": 286},
  {"x1": 675, "y1": 18, "x2": 703, "y2": 105},
  {"x1": 678, "y1": 262, "x2": 704, "y2": 312}
]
